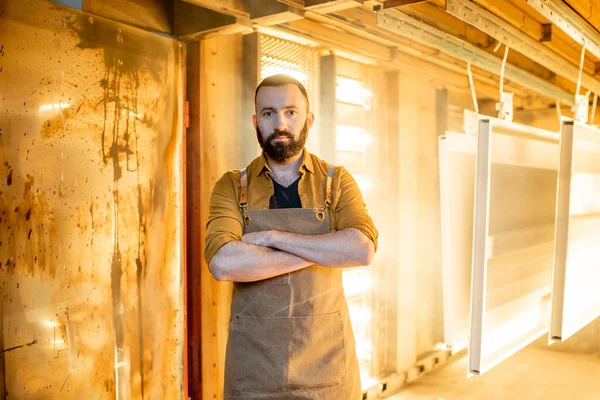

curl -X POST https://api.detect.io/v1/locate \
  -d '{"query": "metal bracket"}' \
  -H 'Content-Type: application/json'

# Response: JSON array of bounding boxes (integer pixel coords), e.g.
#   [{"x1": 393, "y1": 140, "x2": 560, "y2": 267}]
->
[
  {"x1": 496, "y1": 92, "x2": 514, "y2": 121},
  {"x1": 573, "y1": 94, "x2": 589, "y2": 123}
]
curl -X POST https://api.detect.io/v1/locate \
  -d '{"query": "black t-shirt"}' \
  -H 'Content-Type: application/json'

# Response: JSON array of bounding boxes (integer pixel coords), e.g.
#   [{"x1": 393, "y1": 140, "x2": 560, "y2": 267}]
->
[{"x1": 269, "y1": 176, "x2": 302, "y2": 209}]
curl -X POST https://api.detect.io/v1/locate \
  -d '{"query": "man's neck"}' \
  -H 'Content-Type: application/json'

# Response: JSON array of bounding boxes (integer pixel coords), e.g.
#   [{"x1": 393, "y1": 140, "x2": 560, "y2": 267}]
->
[{"x1": 265, "y1": 151, "x2": 304, "y2": 181}]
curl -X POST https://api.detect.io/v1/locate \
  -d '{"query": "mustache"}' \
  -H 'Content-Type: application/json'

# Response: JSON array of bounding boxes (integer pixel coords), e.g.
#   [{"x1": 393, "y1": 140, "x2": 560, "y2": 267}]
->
[{"x1": 267, "y1": 130, "x2": 293, "y2": 140}]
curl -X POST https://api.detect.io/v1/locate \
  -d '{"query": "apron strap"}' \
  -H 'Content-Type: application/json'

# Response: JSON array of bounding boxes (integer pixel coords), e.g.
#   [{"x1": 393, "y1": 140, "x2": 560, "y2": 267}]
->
[
  {"x1": 239, "y1": 168, "x2": 248, "y2": 207},
  {"x1": 239, "y1": 168, "x2": 251, "y2": 225},
  {"x1": 325, "y1": 165, "x2": 335, "y2": 207}
]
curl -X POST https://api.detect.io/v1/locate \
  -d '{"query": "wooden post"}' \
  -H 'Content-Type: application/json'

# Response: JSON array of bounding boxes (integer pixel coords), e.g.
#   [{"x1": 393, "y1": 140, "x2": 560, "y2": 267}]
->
[
  {"x1": 436, "y1": 88, "x2": 448, "y2": 136},
  {"x1": 199, "y1": 34, "x2": 243, "y2": 400},
  {"x1": 395, "y1": 71, "x2": 420, "y2": 372},
  {"x1": 242, "y1": 33, "x2": 261, "y2": 165},
  {"x1": 185, "y1": 40, "x2": 202, "y2": 400},
  {"x1": 319, "y1": 54, "x2": 336, "y2": 164},
  {"x1": 380, "y1": 70, "x2": 400, "y2": 373}
]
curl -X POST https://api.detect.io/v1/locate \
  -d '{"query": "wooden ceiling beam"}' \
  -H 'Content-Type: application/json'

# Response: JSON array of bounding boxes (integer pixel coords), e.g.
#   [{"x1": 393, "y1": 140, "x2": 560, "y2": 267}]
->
[
  {"x1": 446, "y1": 0, "x2": 600, "y2": 95},
  {"x1": 174, "y1": 0, "x2": 252, "y2": 40},
  {"x1": 283, "y1": 18, "x2": 393, "y2": 60},
  {"x1": 247, "y1": 0, "x2": 305, "y2": 25},
  {"x1": 382, "y1": 0, "x2": 429, "y2": 7},
  {"x1": 376, "y1": 7, "x2": 574, "y2": 104},
  {"x1": 305, "y1": 0, "x2": 365, "y2": 13},
  {"x1": 274, "y1": 0, "x2": 365, "y2": 13},
  {"x1": 398, "y1": 2, "x2": 494, "y2": 48},
  {"x1": 182, "y1": 0, "x2": 248, "y2": 18},
  {"x1": 473, "y1": 0, "x2": 598, "y2": 70},
  {"x1": 563, "y1": 0, "x2": 600, "y2": 33}
]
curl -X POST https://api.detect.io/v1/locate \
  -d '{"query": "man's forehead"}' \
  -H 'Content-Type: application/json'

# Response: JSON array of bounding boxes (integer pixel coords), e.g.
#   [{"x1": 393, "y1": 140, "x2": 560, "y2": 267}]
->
[{"x1": 256, "y1": 84, "x2": 307, "y2": 108}]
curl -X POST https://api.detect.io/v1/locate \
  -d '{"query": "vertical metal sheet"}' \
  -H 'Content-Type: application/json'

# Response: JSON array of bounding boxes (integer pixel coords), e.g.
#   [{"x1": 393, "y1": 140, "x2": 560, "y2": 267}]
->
[
  {"x1": 467, "y1": 118, "x2": 558, "y2": 375},
  {"x1": 0, "y1": 0, "x2": 184, "y2": 398},
  {"x1": 551, "y1": 120, "x2": 600, "y2": 342}
]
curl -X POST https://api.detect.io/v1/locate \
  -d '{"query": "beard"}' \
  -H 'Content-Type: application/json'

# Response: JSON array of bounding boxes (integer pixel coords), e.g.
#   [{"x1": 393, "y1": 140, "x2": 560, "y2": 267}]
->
[{"x1": 256, "y1": 121, "x2": 309, "y2": 162}]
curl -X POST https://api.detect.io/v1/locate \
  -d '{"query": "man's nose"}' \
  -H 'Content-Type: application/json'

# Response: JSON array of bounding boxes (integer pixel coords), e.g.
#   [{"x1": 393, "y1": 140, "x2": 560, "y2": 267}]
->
[{"x1": 274, "y1": 113, "x2": 289, "y2": 131}]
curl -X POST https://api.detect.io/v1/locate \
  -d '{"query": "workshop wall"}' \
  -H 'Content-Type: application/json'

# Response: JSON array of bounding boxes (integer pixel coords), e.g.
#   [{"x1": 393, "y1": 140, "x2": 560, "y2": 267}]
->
[{"x1": 0, "y1": 1, "x2": 185, "y2": 398}]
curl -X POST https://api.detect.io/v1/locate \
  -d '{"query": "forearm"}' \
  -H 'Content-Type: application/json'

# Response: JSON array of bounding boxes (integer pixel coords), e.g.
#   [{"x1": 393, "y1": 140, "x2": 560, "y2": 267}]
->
[
  {"x1": 268, "y1": 228, "x2": 374, "y2": 268},
  {"x1": 209, "y1": 240, "x2": 312, "y2": 282}
]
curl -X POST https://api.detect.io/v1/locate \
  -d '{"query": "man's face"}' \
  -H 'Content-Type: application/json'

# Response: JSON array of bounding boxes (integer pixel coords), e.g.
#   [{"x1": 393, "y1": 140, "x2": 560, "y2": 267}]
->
[{"x1": 253, "y1": 84, "x2": 314, "y2": 162}]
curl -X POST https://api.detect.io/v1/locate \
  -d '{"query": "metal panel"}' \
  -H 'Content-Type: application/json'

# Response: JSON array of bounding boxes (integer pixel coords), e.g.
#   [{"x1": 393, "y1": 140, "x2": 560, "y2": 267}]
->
[
  {"x1": 469, "y1": 120, "x2": 493, "y2": 374},
  {"x1": 551, "y1": 120, "x2": 600, "y2": 342},
  {"x1": 0, "y1": 1, "x2": 185, "y2": 398},
  {"x1": 466, "y1": 119, "x2": 560, "y2": 375},
  {"x1": 438, "y1": 133, "x2": 477, "y2": 353},
  {"x1": 375, "y1": 8, "x2": 574, "y2": 106}
]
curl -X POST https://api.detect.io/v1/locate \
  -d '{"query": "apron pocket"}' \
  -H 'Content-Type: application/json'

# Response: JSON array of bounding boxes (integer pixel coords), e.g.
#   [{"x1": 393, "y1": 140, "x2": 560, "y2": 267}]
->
[
  {"x1": 232, "y1": 316, "x2": 290, "y2": 393},
  {"x1": 288, "y1": 312, "x2": 346, "y2": 390}
]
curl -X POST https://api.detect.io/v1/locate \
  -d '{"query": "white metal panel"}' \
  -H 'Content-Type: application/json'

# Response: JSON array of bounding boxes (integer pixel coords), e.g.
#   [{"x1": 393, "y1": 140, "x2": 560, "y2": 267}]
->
[
  {"x1": 550, "y1": 120, "x2": 600, "y2": 342},
  {"x1": 468, "y1": 119, "x2": 559, "y2": 375},
  {"x1": 439, "y1": 126, "x2": 559, "y2": 359}
]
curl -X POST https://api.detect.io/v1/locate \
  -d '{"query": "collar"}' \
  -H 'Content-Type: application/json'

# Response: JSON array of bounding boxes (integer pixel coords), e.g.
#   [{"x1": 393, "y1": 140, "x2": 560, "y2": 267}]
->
[{"x1": 256, "y1": 148, "x2": 314, "y2": 177}]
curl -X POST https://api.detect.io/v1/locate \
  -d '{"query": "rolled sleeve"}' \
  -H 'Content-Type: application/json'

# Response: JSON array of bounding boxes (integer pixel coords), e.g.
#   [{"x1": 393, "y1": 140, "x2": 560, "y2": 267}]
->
[
  {"x1": 204, "y1": 172, "x2": 243, "y2": 265},
  {"x1": 334, "y1": 168, "x2": 379, "y2": 252}
]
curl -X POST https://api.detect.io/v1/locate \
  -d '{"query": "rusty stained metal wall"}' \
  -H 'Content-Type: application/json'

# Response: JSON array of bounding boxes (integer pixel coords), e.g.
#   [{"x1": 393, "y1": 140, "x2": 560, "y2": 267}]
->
[{"x1": 0, "y1": 0, "x2": 185, "y2": 398}]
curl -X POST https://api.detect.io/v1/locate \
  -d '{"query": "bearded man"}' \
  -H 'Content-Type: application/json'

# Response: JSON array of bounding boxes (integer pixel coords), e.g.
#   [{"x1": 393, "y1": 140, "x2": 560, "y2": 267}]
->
[{"x1": 205, "y1": 74, "x2": 378, "y2": 400}]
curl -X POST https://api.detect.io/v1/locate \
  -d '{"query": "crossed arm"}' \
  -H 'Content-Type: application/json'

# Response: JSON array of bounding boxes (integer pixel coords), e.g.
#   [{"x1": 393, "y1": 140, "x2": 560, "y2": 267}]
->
[{"x1": 209, "y1": 228, "x2": 374, "y2": 282}]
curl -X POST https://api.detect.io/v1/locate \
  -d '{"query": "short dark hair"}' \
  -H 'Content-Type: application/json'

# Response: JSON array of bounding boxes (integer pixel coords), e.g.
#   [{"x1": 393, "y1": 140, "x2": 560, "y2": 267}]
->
[{"x1": 255, "y1": 74, "x2": 310, "y2": 112}]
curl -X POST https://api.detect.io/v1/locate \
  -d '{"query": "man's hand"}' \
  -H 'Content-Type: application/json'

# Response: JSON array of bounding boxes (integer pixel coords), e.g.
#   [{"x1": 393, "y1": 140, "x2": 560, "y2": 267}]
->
[{"x1": 241, "y1": 230, "x2": 275, "y2": 247}]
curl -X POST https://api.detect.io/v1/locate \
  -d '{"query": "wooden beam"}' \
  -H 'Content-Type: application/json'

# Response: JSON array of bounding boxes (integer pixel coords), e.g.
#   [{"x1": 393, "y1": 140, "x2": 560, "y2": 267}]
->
[
  {"x1": 541, "y1": 23, "x2": 552, "y2": 41},
  {"x1": 183, "y1": 0, "x2": 248, "y2": 18},
  {"x1": 241, "y1": 33, "x2": 261, "y2": 164},
  {"x1": 319, "y1": 54, "x2": 337, "y2": 163},
  {"x1": 383, "y1": 0, "x2": 429, "y2": 8},
  {"x1": 247, "y1": 0, "x2": 304, "y2": 25},
  {"x1": 399, "y1": 2, "x2": 493, "y2": 48},
  {"x1": 436, "y1": 88, "x2": 449, "y2": 136},
  {"x1": 174, "y1": 0, "x2": 252, "y2": 41},
  {"x1": 185, "y1": 40, "x2": 202, "y2": 400},
  {"x1": 377, "y1": 8, "x2": 575, "y2": 104},
  {"x1": 284, "y1": 18, "x2": 393, "y2": 60},
  {"x1": 563, "y1": 0, "x2": 600, "y2": 36},
  {"x1": 82, "y1": 0, "x2": 172, "y2": 34},
  {"x1": 199, "y1": 34, "x2": 243, "y2": 400},
  {"x1": 474, "y1": 0, "x2": 597, "y2": 74},
  {"x1": 276, "y1": 11, "x2": 549, "y2": 108},
  {"x1": 304, "y1": 0, "x2": 364, "y2": 13},
  {"x1": 446, "y1": 0, "x2": 600, "y2": 94}
]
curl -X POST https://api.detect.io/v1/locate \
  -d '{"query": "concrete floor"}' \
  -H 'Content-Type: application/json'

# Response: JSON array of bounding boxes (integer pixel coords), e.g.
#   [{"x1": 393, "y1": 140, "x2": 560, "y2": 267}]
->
[{"x1": 386, "y1": 341, "x2": 600, "y2": 400}]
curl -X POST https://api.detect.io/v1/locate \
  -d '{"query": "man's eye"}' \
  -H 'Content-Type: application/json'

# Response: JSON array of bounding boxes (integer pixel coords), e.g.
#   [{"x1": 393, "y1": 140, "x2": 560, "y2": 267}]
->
[
  {"x1": 264, "y1": 111, "x2": 272, "y2": 117},
  {"x1": 288, "y1": 110, "x2": 298, "y2": 116}
]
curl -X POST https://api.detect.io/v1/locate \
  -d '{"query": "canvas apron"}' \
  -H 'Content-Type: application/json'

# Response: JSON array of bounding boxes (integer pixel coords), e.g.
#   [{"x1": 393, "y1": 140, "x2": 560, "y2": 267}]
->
[{"x1": 223, "y1": 165, "x2": 362, "y2": 400}]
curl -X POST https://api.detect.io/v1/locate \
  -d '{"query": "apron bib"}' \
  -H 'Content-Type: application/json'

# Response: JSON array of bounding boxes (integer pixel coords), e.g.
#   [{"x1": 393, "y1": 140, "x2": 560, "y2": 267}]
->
[{"x1": 223, "y1": 166, "x2": 361, "y2": 400}]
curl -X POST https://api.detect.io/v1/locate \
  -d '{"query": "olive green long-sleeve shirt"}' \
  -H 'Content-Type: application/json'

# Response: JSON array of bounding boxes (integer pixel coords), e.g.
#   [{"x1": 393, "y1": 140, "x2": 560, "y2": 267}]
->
[{"x1": 204, "y1": 149, "x2": 378, "y2": 265}]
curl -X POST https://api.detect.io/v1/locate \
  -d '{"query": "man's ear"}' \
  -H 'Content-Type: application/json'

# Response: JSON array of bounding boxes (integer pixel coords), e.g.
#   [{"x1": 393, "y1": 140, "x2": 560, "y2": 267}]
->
[
  {"x1": 306, "y1": 111, "x2": 315, "y2": 129},
  {"x1": 252, "y1": 114, "x2": 257, "y2": 130}
]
